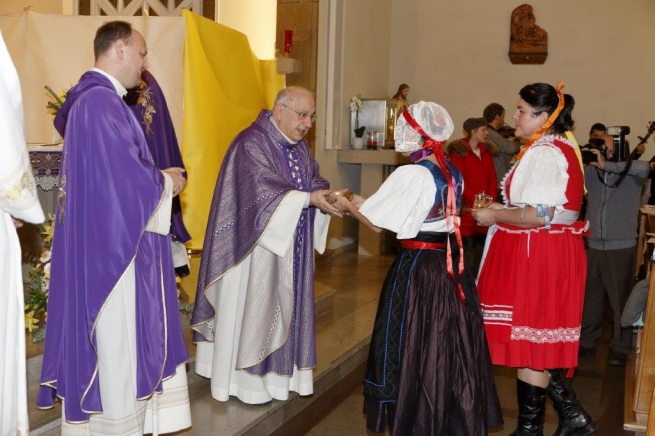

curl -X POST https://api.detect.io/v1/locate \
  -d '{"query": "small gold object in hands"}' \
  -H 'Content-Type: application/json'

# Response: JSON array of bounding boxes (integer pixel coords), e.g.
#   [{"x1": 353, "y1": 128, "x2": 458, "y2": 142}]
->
[
  {"x1": 325, "y1": 189, "x2": 353, "y2": 204},
  {"x1": 333, "y1": 189, "x2": 354, "y2": 201},
  {"x1": 473, "y1": 192, "x2": 493, "y2": 209}
]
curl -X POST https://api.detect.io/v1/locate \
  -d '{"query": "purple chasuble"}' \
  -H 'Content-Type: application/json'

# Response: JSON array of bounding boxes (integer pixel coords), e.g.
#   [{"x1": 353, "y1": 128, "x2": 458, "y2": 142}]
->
[
  {"x1": 191, "y1": 110, "x2": 329, "y2": 375},
  {"x1": 125, "y1": 69, "x2": 191, "y2": 243},
  {"x1": 37, "y1": 71, "x2": 188, "y2": 422}
]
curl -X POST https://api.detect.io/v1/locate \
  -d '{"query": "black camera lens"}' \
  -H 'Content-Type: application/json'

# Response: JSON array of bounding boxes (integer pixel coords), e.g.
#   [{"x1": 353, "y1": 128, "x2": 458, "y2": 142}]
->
[{"x1": 581, "y1": 150, "x2": 598, "y2": 164}]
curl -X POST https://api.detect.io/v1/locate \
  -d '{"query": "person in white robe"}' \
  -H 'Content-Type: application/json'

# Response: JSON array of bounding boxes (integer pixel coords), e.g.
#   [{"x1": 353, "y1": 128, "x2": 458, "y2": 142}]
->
[{"x1": 0, "y1": 30, "x2": 46, "y2": 436}]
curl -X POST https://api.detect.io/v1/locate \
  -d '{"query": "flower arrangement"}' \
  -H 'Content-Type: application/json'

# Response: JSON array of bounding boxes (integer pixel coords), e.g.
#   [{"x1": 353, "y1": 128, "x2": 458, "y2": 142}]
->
[
  {"x1": 24, "y1": 213, "x2": 55, "y2": 342},
  {"x1": 350, "y1": 94, "x2": 366, "y2": 138},
  {"x1": 45, "y1": 85, "x2": 70, "y2": 116}
]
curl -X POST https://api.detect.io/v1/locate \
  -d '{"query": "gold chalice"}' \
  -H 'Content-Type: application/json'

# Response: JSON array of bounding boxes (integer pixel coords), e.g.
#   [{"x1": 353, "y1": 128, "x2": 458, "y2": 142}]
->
[
  {"x1": 473, "y1": 192, "x2": 493, "y2": 209},
  {"x1": 325, "y1": 189, "x2": 354, "y2": 204}
]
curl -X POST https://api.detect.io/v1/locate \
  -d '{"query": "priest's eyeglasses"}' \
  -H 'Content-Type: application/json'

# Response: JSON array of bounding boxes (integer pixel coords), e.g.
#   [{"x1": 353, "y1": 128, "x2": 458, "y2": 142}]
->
[{"x1": 281, "y1": 104, "x2": 318, "y2": 123}]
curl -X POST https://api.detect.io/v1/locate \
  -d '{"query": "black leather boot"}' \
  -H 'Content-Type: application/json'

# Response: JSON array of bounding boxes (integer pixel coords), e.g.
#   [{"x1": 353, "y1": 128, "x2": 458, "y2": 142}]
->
[
  {"x1": 510, "y1": 379, "x2": 547, "y2": 436},
  {"x1": 547, "y1": 369, "x2": 598, "y2": 436}
]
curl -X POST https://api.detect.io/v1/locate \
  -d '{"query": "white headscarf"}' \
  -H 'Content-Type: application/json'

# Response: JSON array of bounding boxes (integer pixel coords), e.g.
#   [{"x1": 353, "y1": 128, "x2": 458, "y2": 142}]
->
[{"x1": 394, "y1": 101, "x2": 454, "y2": 153}]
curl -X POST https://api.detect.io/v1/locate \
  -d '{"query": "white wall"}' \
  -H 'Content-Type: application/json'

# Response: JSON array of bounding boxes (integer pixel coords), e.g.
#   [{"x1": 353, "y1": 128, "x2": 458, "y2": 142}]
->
[
  {"x1": 316, "y1": 0, "x2": 393, "y2": 250},
  {"x1": 321, "y1": 0, "x2": 655, "y2": 250},
  {"x1": 388, "y1": 0, "x2": 655, "y2": 150}
]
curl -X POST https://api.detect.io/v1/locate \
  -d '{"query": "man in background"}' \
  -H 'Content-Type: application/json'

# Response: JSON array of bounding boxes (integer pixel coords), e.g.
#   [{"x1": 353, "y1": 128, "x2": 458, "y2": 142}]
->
[
  {"x1": 590, "y1": 122, "x2": 645, "y2": 159},
  {"x1": 192, "y1": 86, "x2": 345, "y2": 404},
  {"x1": 0, "y1": 29, "x2": 45, "y2": 436},
  {"x1": 580, "y1": 124, "x2": 649, "y2": 366},
  {"x1": 37, "y1": 21, "x2": 191, "y2": 433},
  {"x1": 483, "y1": 103, "x2": 521, "y2": 190}
]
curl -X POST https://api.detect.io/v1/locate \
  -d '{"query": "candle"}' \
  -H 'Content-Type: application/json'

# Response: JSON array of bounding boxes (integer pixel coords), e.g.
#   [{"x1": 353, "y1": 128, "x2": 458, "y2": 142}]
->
[{"x1": 284, "y1": 30, "x2": 293, "y2": 53}]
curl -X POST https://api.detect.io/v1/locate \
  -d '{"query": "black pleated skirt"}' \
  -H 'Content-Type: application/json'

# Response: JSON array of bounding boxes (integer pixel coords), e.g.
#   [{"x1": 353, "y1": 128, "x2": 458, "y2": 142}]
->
[{"x1": 363, "y1": 233, "x2": 503, "y2": 435}]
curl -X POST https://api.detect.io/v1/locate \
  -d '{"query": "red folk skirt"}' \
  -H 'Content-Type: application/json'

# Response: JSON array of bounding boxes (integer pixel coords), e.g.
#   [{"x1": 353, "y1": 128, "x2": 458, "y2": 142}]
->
[{"x1": 477, "y1": 222, "x2": 588, "y2": 372}]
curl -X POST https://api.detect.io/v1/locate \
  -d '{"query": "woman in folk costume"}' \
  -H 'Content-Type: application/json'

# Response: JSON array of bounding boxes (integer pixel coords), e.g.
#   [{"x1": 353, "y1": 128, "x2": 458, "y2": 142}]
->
[
  {"x1": 472, "y1": 83, "x2": 597, "y2": 436},
  {"x1": 336, "y1": 101, "x2": 503, "y2": 435}
]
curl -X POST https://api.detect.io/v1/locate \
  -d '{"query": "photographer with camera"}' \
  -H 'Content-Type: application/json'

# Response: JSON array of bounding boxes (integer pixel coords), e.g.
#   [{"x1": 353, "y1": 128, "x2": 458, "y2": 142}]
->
[{"x1": 579, "y1": 123, "x2": 649, "y2": 366}]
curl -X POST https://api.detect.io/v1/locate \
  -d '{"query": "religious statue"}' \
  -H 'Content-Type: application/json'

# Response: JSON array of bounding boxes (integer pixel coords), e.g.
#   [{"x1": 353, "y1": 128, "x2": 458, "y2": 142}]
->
[{"x1": 508, "y1": 4, "x2": 548, "y2": 64}]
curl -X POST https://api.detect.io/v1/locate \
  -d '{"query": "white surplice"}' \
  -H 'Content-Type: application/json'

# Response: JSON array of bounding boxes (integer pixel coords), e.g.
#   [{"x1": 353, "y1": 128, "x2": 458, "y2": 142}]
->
[
  {"x1": 0, "y1": 30, "x2": 45, "y2": 436},
  {"x1": 195, "y1": 191, "x2": 330, "y2": 404}
]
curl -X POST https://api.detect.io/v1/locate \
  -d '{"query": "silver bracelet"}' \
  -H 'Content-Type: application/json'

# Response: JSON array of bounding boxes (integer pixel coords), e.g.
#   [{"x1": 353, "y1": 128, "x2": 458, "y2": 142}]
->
[{"x1": 535, "y1": 204, "x2": 551, "y2": 229}]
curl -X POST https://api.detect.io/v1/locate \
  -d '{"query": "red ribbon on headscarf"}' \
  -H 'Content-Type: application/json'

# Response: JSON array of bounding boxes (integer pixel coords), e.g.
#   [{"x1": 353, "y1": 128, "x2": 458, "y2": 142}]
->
[
  {"x1": 516, "y1": 81, "x2": 566, "y2": 161},
  {"x1": 402, "y1": 110, "x2": 466, "y2": 302}
]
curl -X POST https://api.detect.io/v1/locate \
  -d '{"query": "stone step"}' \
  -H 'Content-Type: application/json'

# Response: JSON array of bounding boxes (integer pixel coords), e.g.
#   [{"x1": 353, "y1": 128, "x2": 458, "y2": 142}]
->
[
  {"x1": 314, "y1": 281, "x2": 337, "y2": 318},
  {"x1": 27, "y1": 280, "x2": 341, "y2": 435},
  {"x1": 31, "y1": 333, "x2": 371, "y2": 436}
]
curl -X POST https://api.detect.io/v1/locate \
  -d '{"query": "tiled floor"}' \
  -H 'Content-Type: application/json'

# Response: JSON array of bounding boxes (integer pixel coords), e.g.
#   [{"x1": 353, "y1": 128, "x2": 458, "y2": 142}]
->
[
  {"x1": 289, "y1": 251, "x2": 646, "y2": 436},
  {"x1": 28, "y1": 249, "x2": 648, "y2": 435}
]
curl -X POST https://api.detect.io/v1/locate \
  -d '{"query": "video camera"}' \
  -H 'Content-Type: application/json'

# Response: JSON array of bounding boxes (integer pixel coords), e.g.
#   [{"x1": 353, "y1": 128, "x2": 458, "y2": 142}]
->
[
  {"x1": 580, "y1": 138, "x2": 607, "y2": 164},
  {"x1": 582, "y1": 125, "x2": 634, "y2": 188},
  {"x1": 607, "y1": 126, "x2": 630, "y2": 162},
  {"x1": 580, "y1": 126, "x2": 631, "y2": 165}
]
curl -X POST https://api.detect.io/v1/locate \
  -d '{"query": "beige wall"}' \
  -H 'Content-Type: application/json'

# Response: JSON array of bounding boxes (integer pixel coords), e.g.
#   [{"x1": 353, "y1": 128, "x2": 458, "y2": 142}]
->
[
  {"x1": 388, "y1": 0, "x2": 655, "y2": 149},
  {"x1": 318, "y1": 0, "x2": 655, "y2": 251},
  {"x1": 316, "y1": 0, "x2": 393, "y2": 251},
  {"x1": 0, "y1": 1, "x2": 60, "y2": 14}
]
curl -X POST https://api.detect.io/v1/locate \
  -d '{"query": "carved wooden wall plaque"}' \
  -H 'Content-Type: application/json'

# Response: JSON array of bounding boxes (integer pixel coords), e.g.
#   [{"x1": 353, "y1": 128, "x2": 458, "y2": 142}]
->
[{"x1": 509, "y1": 4, "x2": 548, "y2": 64}]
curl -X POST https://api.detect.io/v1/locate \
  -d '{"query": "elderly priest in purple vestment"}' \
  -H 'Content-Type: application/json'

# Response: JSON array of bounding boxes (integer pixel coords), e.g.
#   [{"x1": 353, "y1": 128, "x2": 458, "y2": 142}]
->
[
  {"x1": 36, "y1": 21, "x2": 191, "y2": 434},
  {"x1": 191, "y1": 86, "x2": 346, "y2": 404}
]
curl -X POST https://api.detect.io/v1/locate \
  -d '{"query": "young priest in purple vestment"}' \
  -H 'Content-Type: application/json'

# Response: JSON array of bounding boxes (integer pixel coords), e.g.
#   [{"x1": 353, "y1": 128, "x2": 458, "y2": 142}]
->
[
  {"x1": 37, "y1": 21, "x2": 191, "y2": 434},
  {"x1": 191, "y1": 86, "x2": 348, "y2": 404}
]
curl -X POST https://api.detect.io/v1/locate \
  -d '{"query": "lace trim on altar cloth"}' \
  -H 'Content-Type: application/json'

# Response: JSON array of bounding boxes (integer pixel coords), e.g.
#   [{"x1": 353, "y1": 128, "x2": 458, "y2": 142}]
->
[
  {"x1": 0, "y1": 154, "x2": 40, "y2": 211},
  {"x1": 510, "y1": 325, "x2": 580, "y2": 344},
  {"x1": 29, "y1": 150, "x2": 61, "y2": 191}
]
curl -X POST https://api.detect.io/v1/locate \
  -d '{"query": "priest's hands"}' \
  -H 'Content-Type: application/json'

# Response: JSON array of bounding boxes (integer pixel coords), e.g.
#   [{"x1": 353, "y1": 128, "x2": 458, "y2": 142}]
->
[
  {"x1": 310, "y1": 189, "x2": 345, "y2": 217},
  {"x1": 163, "y1": 167, "x2": 186, "y2": 196}
]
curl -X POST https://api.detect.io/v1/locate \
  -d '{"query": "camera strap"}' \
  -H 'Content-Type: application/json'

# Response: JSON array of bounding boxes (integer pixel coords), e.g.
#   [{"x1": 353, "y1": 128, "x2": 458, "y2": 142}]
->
[{"x1": 595, "y1": 155, "x2": 633, "y2": 188}]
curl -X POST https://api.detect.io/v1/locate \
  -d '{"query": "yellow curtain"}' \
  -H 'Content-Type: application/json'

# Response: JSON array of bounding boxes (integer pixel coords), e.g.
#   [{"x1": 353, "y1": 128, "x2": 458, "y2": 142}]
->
[{"x1": 180, "y1": 10, "x2": 284, "y2": 250}]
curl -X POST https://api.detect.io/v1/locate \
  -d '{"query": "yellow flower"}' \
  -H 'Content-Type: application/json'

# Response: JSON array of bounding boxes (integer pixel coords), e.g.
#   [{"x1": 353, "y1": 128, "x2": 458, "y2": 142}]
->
[
  {"x1": 25, "y1": 310, "x2": 39, "y2": 332},
  {"x1": 40, "y1": 250, "x2": 51, "y2": 263},
  {"x1": 41, "y1": 213, "x2": 55, "y2": 243}
]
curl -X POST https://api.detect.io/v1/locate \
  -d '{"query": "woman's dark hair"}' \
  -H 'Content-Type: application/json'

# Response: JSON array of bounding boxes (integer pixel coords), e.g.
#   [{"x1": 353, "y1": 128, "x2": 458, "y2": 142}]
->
[
  {"x1": 519, "y1": 83, "x2": 574, "y2": 134},
  {"x1": 94, "y1": 21, "x2": 133, "y2": 61}
]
